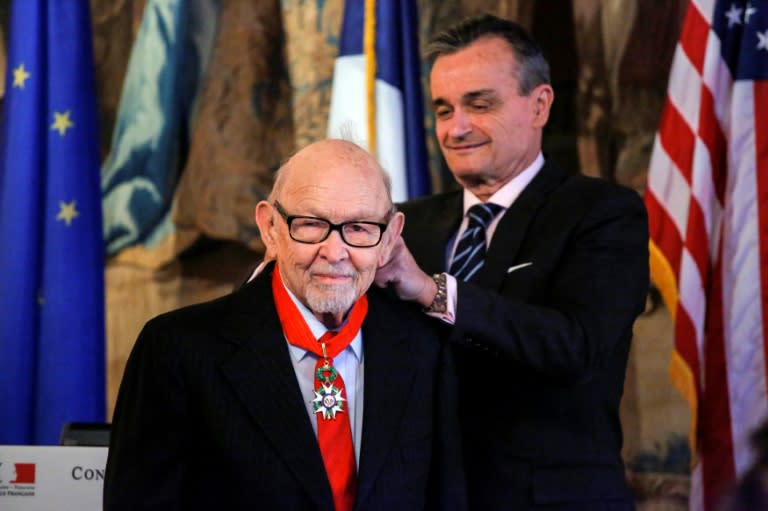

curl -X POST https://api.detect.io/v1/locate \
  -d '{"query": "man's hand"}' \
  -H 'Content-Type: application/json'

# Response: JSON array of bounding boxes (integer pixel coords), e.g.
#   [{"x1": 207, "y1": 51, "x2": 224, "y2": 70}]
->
[{"x1": 375, "y1": 236, "x2": 437, "y2": 308}]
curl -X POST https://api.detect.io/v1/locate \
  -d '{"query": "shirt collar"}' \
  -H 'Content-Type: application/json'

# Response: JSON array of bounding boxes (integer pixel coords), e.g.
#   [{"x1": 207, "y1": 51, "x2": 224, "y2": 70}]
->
[
  {"x1": 281, "y1": 279, "x2": 364, "y2": 363},
  {"x1": 462, "y1": 152, "x2": 545, "y2": 211}
]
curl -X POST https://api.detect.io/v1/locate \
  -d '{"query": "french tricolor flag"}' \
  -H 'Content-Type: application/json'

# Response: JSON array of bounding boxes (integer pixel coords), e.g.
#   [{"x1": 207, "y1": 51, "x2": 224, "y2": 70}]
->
[{"x1": 327, "y1": 0, "x2": 431, "y2": 202}]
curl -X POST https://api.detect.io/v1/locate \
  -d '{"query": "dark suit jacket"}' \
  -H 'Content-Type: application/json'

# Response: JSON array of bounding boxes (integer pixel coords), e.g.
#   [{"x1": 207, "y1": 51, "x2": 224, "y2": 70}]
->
[
  {"x1": 400, "y1": 161, "x2": 649, "y2": 510},
  {"x1": 104, "y1": 264, "x2": 465, "y2": 511}
]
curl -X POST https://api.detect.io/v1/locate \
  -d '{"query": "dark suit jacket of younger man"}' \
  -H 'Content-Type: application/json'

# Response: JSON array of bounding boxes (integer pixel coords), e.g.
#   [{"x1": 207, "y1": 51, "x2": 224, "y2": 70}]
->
[
  {"x1": 104, "y1": 263, "x2": 465, "y2": 511},
  {"x1": 400, "y1": 160, "x2": 649, "y2": 510}
]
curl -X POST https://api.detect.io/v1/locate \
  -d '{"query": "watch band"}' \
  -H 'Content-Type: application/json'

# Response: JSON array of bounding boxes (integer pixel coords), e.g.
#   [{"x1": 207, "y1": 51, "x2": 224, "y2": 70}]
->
[{"x1": 424, "y1": 272, "x2": 447, "y2": 314}]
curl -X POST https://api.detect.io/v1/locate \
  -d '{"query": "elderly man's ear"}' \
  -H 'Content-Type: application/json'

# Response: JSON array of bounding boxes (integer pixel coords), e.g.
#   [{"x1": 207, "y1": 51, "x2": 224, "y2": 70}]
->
[
  {"x1": 254, "y1": 201, "x2": 277, "y2": 254},
  {"x1": 379, "y1": 211, "x2": 405, "y2": 265}
]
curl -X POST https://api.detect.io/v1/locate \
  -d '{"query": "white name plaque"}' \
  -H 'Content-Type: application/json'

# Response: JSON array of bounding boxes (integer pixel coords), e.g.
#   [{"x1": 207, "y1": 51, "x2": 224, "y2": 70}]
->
[{"x1": 0, "y1": 445, "x2": 107, "y2": 511}]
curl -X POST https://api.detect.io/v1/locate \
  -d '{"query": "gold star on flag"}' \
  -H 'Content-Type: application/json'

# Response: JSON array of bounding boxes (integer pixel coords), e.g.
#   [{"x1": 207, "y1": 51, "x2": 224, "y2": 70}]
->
[
  {"x1": 56, "y1": 200, "x2": 80, "y2": 226},
  {"x1": 51, "y1": 111, "x2": 74, "y2": 136},
  {"x1": 13, "y1": 63, "x2": 31, "y2": 89}
]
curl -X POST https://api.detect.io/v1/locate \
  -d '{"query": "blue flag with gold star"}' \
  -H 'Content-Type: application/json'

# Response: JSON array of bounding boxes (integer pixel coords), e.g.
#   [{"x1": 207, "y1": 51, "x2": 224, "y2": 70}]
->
[{"x1": 0, "y1": 0, "x2": 106, "y2": 444}]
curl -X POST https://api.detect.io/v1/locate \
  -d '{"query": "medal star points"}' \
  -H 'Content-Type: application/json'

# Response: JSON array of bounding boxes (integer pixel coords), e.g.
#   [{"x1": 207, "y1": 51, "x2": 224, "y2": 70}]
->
[{"x1": 312, "y1": 383, "x2": 346, "y2": 420}]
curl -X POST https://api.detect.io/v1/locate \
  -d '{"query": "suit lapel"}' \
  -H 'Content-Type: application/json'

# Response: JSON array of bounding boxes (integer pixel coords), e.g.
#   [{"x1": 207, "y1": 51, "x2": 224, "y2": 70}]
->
[
  {"x1": 218, "y1": 270, "x2": 333, "y2": 510},
  {"x1": 476, "y1": 161, "x2": 567, "y2": 289},
  {"x1": 355, "y1": 293, "x2": 418, "y2": 505}
]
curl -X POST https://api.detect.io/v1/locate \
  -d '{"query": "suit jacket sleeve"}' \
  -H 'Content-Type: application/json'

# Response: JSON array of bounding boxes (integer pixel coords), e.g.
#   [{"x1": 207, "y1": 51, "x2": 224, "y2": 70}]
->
[
  {"x1": 104, "y1": 316, "x2": 191, "y2": 511},
  {"x1": 451, "y1": 185, "x2": 649, "y2": 381}
]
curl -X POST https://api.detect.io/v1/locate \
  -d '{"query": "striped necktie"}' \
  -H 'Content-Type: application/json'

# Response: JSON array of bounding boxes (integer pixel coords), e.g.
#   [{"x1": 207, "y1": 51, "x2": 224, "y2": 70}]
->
[{"x1": 449, "y1": 203, "x2": 503, "y2": 281}]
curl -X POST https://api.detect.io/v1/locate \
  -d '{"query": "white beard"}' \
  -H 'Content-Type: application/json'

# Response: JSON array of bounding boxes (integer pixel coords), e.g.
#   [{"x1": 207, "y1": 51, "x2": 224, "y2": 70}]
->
[{"x1": 305, "y1": 280, "x2": 358, "y2": 315}]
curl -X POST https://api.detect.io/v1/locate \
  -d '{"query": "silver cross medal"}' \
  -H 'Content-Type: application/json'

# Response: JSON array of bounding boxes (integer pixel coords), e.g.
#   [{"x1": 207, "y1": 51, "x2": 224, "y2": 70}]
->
[{"x1": 312, "y1": 344, "x2": 346, "y2": 420}]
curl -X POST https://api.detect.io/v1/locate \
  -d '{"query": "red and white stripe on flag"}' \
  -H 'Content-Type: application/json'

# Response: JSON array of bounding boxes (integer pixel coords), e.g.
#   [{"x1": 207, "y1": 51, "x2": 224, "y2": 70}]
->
[{"x1": 645, "y1": 0, "x2": 768, "y2": 509}]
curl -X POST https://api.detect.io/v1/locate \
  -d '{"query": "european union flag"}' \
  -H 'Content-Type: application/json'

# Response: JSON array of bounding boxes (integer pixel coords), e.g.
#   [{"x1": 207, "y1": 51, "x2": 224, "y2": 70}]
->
[{"x1": 0, "y1": 0, "x2": 106, "y2": 444}]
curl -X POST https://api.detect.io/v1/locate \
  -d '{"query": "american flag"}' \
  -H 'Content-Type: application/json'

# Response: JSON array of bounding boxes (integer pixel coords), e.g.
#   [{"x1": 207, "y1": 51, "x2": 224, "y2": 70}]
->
[{"x1": 645, "y1": 0, "x2": 768, "y2": 509}]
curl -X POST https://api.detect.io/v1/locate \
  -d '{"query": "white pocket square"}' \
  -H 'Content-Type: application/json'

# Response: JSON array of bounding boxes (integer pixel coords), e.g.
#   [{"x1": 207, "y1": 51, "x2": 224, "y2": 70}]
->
[{"x1": 507, "y1": 262, "x2": 533, "y2": 273}]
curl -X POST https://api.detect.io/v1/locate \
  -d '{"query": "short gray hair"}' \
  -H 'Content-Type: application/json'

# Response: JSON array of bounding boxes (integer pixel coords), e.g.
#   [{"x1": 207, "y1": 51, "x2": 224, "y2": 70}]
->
[{"x1": 426, "y1": 14, "x2": 550, "y2": 96}]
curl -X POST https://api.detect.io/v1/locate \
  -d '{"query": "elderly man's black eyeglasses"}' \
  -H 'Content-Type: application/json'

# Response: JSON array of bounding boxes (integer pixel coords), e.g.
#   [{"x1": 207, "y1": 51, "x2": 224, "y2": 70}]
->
[{"x1": 273, "y1": 201, "x2": 389, "y2": 248}]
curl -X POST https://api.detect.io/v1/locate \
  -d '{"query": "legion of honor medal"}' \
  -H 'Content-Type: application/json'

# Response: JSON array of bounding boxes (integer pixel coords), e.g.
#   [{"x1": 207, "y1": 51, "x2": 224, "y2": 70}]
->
[{"x1": 313, "y1": 362, "x2": 346, "y2": 420}]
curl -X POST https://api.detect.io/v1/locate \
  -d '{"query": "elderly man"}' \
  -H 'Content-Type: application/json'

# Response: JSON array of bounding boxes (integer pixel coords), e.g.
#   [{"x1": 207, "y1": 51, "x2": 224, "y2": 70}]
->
[{"x1": 104, "y1": 139, "x2": 464, "y2": 511}]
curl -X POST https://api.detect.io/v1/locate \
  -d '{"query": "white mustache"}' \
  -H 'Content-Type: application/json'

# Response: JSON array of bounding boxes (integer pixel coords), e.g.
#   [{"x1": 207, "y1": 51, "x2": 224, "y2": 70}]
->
[{"x1": 309, "y1": 265, "x2": 356, "y2": 280}]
